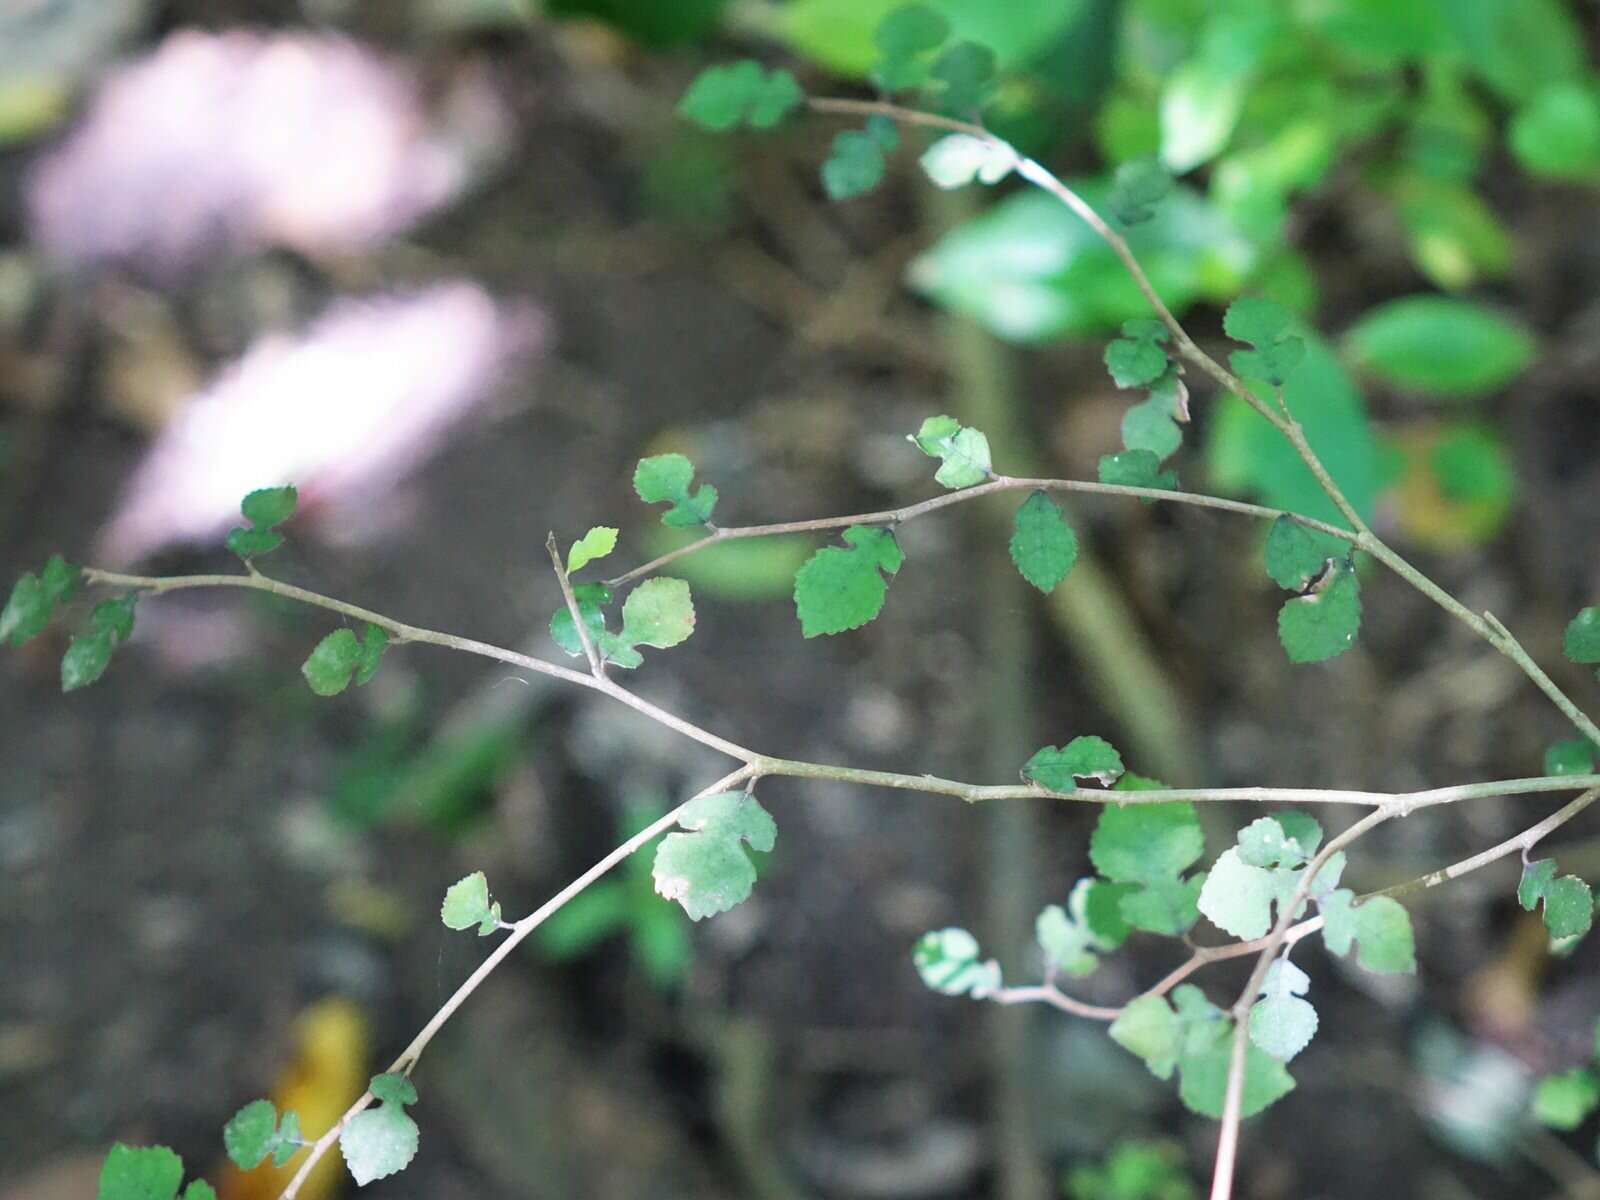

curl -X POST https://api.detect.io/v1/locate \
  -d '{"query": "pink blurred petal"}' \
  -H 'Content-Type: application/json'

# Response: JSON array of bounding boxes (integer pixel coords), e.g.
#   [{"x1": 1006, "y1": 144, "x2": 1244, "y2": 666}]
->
[{"x1": 95, "y1": 282, "x2": 547, "y2": 565}]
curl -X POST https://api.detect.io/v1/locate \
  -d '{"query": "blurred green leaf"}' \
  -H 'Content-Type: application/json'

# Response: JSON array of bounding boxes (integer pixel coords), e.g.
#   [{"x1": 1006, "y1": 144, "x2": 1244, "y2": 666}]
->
[
  {"x1": 1510, "y1": 82, "x2": 1600, "y2": 182},
  {"x1": 549, "y1": 0, "x2": 728, "y2": 47},
  {"x1": 1388, "y1": 175, "x2": 1512, "y2": 291},
  {"x1": 1344, "y1": 297, "x2": 1534, "y2": 397},
  {"x1": 678, "y1": 62, "x2": 802, "y2": 133},
  {"x1": 821, "y1": 130, "x2": 887, "y2": 200},
  {"x1": 907, "y1": 182, "x2": 1252, "y2": 341}
]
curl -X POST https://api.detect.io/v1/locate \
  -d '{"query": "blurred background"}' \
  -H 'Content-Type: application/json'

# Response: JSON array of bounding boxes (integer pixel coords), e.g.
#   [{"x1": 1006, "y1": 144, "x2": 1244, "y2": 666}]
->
[{"x1": 3, "y1": 1, "x2": 1600, "y2": 1197}]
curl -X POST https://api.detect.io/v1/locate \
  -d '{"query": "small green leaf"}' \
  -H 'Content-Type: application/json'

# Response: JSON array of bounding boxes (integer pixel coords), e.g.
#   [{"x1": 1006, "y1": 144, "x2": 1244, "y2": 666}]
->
[
  {"x1": 440, "y1": 871, "x2": 502, "y2": 935},
  {"x1": 223, "y1": 1100, "x2": 278, "y2": 1170},
  {"x1": 1023, "y1": 735, "x2": 1125, "y2": 789},
  {"x1": 864, "y1": 114, "x2": 900, "y2": 151},
  {"x1": 913, "y1": 926, "x2": 1001, "y2": 996},
  {"x1": 1107, "y1": 157, "x2": 1172, "y2": 226},
  {"x1": 634, "y1": 453, "x2": 718, "y2": 528},
  {"x1": 1008, "y1": 490, "x2": 1078, "y2": 593},
  {"x1": 620, "y1": 578, "x2": 696, "y2": 649},
  {"x1": 1036, "y1": 879, "x2": 1123, "y2": 977},
  {"x1": 340, "y1": 1075, "x2": 419, "y2": 1187},
  {"x1": 2, "y1": 555, "x2": 79, "y2": 646},
  {"x1": 1263, "y1": 517, "x2": 1329, "y2": 591},
  {"x1": 1519, "y1": 859, "x2": 1558, "y2": 911},
  {"x1": 226, "y1": 485, "x2": 297, "y2": 560},
  {"x1": 1320, "y1": 891, "x2": 1416, "y2": 974},
  {"x1": 919, "y1": 133, "x2": 1017, "y2": 189},
  {"x1": 1110, "y1": 993, "x2": 1182, "y2": 1080},
  {"x1": 652, "y1": 791, "x2": 776, "y2": 920},
  {"x1": 1198, "y1": 849, "x2": 1278, "y2": 940},
  {"x1": 1546, "y1": 739, "x2": 1596, "y2": 777},
  {"x1": 551, "y1": 582, "x2": 612, "y2": 659},
  {"x1": 1098, "y1": 449, "x2": 1177, "y2": 493},
  {"x1": 183, "y1": 1182, "x2": 217, "y2": 1200},
  {"x1": 678, "y1": 61, "x2": 803, "y2": 132},
  {"x1": 793, "y1": 525, "x2": 904, "y2": 637},
  {"x1": 1248, "y1": 959, "x2": 1317, "y2": 1062},
  {"x1": 272, "y1": 1113, "x2": 301, "y2": 1167},
  {"x1": 926, "y1": 40, "x2": 995, "y2": 116},
  {"x1": 1510, "y1": 83, "x2": 1600, "y2": 181},
  {"x1": 1104, "y1": 320, "x2": 1170, "y2": 389},
  {"x1": 62, "y1": 628, "x2": 116, "y2": 692},
  {"x1": 1277, "y1": 560, "x2": 1361, "y2": 663},
  {"x1": 1178, "y1": 1037, "x2": 1296, "y2": 1120},
  {"x1": 301, "y1": 625, "x2": 387, "y2": 696},
  {"x1": 567, "y1": 527, "x2": 618, "y2": 574},
  {"x1": 1564, "y1": 607, "x2": 1600, "y2": 663},
  {"x1": 910, "y1": 414, "x2": 993, "y2": 488},
  {"x1": 821, "y1": 129, "x2": 887, "y2": 200},
  {"x1": 1542, "y1": 875, "x2": 1593, "y2": 939},
  {"x1": 1343, "y1": 296, "x2": 1535, "y2": 397},
  {"x1": 1224, "y1": 297, "x2": 1305, "y2": 386},
  {"x1": 97, "y1": 1145, "x2": 185, "y2": 1200},
  {"x1": 1120, "y1": 377, "x2": 1186, "y2": 462},
  {"x1": 1090, "y1": 802, "x2": 1206, "y2": 935},
  {"x1": 1533, "y1": 1068, "x2": 1600, "y2": 1130}
]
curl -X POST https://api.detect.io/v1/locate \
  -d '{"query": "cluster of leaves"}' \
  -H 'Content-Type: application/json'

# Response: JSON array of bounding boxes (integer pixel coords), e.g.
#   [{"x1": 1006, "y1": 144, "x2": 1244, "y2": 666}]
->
[
  {"x1": 1065, "y1": 1138, "x2": 1195, "y2": 1200},
  {"x1": 1, "y1": 553, "x2": 144, "y2": 691},
  {"x1": 1101, "y1": 318, "x2": 1185, "y2": 491},
  {"x1": 550, "y1": 576, "x2": 697, "y2": 669}
]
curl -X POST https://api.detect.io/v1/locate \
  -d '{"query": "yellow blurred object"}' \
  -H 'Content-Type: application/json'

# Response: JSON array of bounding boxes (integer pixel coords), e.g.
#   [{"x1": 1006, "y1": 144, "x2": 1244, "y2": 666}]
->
[{"x1": 218, "y1": 997, "x2": 371, "y2": 1200}]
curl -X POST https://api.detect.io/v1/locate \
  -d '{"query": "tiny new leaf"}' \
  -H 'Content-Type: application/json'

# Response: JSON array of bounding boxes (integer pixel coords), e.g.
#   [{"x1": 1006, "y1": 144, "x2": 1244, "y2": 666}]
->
[
  {"x1": 567, "y1": 526, "x2": 618, "y2": 574},
  {"x1": 1008, "y1": 490, "x2": 1078, "y2": 593},
  {"x1": 914, "y1": 926, "x2": 1001, "y2": 996},
  {"x1": 652, "y1": 791, "x2": 776, "y2": 920},
  {"x1": 1533, "y1": 1068, "x2": 1600, "y2": 1130},
  {"x1": 678, "y1": 61, "x2": 803, "y2": 132},
  {"x1": 1277, "y1": 560, "x2": 1361, "y2": 663},
  {"x1": 300, "y1": 624, "x2": 388, "y2": 696},
  {"x1": 226, "y1": 485, "x2": 297, "y2": 560},
  {"x1": 634, "y1": 453, "x2": 718, "y2": 528},
  {"x1": 871, "y1": 3, "x2": 950, "y2": 91},
  {"x1": 1023, "y1": 735, "x2": 1125, "y2": 789},
  {"x1": 440, "y1": 871, "x2": 503, "y2": 936},
  {"x1": 910, "y1": 414, "x2": 993, "y2": 488},
  {"x1": 794, "y1": 525, "x2": 904, "y2": 637},
  {"x1": 340, "y1": 1073, "x2": 419, "y2": 1186}
]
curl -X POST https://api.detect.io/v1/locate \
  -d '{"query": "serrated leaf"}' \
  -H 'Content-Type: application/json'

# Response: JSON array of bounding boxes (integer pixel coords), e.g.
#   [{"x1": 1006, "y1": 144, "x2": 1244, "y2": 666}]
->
[
  {"x1": 1545, "y1": 739, "x2": 1597, "y2": 777},
  {"x1": 224, "y1": 528, "x2": 283, "y2": 558},
  {"x1": 223, "y1": 1100, "x2": 278, "y2": 1170},
  {"x1": 1263, "y1": 517, "x2": 1331, "y2": 591},
  {"x1": 1198, "y1": 848, "x2": 1277, "y2": 940},
  {"x1": 653, "y1": 791, "x2": 775, "y2": 920},
  {"x1": 913, "y1": 926, "x2": 1001, "y2": 996},
  {"x1": 1564, "y1": 607, "x2": 1600, "y2": 663},
  {"x1": 1108, "y1": 157, "x2": 1172, "y2": 226},
  {"x1": 1104, "y1": 323, "x2": 1170, "y2": 390},
  {"x1": 1008, "y1": 490, "x2": 1078, "y2": 593},
  {"x1": 821, "y1": 129, "x2": 886, "y2": 200},
  {"x1": 621, "y1": 578, "x2": 695, "y2": 649},
  {"x1": 1520, "y1": 859, "x2": 1558, "y2": 911},
  {"x1": 1533, "y1": 1068, "x2": 1600, "y2": 1130},
  {"x1": 1023, "y1": 735, "x2": 1124, "y2": 789},
  {"x1": 1110, "y1": 994, "x2": 1182, "y2": 1080},
  {"x1": 62, "y1": 628, "x2": 117, "y2": 692},
  {"x1": 301, "y1": 624, "x2": 387, "y2": 696},
  {"x1": 1542, "y1": 875, "x2": 1593, "y2": 939},
  {"x1": 1273, "y1": 811, "x2": 1325, "y2": 859},
  {"x1": 794, "y1": 525, "x2": 903, "y2": 637},
  {"x1": 1236, "y1": 818, "x2": 1295, "y2": 869},
  {"x1": 441, "y1": 871, "x2": 502, "y2": 935},
  {"x1": 1120, "y1": 390, "x2": 1183, "y2": 461},
  {"x1": 634, "y1": 453, "x2": 718, "y2": 528},
  {"x1": 1091, "y1": 803, "x2": 1205, "y2": 884},
  {"x1": 3, "y1": 555, "x2": 79, "y2": 646},
  {"x1": 340, "y1": 1101, "x2": 418, "y2": 1187},
  {"x1": 227, "y1": 485, "x2": 297, "y2": 560},
  {"x1": 182, "y1": 1183, "x2": 216, "y2": 1200},
  {"x1": 1277, "y1": 561, "x2": 1361, "y2": 663},
  {"x1": 1224, "y1": 297, "x2": 1304, "y2": 386},
  {"x1": 1320, "y1": 891, "x2": 1416, "y2": 974},
  {"x1": 567, "y1": 527, "x2": 618, "y2": 574},
  {"x1": 919, "y1": 133, "x2": 1017, "y2": 189},
  {"x1": 369, "y1": 1072, "x2": 418, "y2": 1106},
  {"x1": 1098, "y1": 449, "x2": 1177, "y2": 493},
  {"x1": 910, "y1": 415, "x2": 992, "y2": 489},
  {"x1": 97, "y1": 1145, "x2": 186, "y2": 1200},
  {"x1": 678, "y1": 61, "x2": 803, "y2": 132},
  {"x1": 1249, "y1": 959, "x2": 1317, "y2": 1061}
]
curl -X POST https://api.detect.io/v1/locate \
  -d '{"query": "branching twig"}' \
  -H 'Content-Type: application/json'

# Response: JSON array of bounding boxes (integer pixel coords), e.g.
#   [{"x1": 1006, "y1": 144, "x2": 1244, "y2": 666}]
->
[{"x1": 546, "y1": 532, "x2": 605, "y2": 677}]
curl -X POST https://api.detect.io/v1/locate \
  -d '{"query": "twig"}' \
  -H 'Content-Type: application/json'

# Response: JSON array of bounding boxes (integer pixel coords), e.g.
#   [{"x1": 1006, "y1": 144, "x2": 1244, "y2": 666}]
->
[{"x1": 546, "y1": 532, "x2": 605, "y2": 677}]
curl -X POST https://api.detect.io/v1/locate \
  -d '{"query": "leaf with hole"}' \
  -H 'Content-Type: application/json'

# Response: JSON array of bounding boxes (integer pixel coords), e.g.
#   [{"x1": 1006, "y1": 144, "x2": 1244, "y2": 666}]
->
[
  {"x1": 1277, "y1": 560, "x2": 1361, "y2": 663},
  {"x1": 1023, "y1": 735, "x2": 1124, "y2": 789}
]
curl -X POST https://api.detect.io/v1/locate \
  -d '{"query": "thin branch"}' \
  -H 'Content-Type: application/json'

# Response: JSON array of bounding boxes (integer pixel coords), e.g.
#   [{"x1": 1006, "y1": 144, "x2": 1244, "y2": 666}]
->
[
  {"x1": 546, "y1": 532, "x2": 605, "y2": 677},
  {"x1": 606, "y1": 473, "x2": 1356, "y2": 587},
  {"x1": 987, "y1": 982, "x2": 1121, "y2": 1022},
  {"x1": 276, "y1": 764, "x2": 755, "y2": 1200}
]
